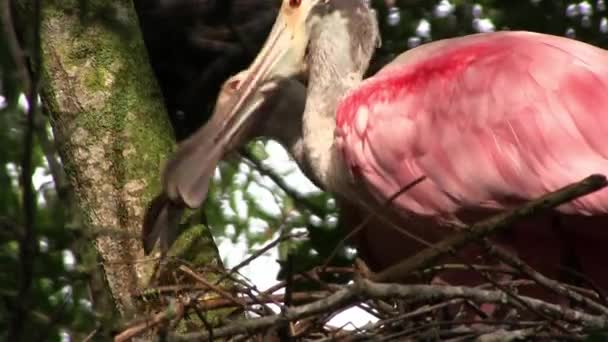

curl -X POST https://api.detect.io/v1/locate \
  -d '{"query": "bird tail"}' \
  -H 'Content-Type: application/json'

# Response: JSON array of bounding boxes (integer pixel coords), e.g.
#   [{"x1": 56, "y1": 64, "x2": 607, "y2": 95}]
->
[{"x1": 142, "y1": 193, "x2": 185, "y2": 255}]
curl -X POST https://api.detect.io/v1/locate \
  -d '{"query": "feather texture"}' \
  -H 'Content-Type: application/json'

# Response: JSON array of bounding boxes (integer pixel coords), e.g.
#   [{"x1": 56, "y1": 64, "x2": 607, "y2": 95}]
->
[
  {"x1": 337, "y1": 31, "x2": 608, "y2": 217},
  {"x1": 335, "y1": 32, "x2": 608, "y2": 288}
]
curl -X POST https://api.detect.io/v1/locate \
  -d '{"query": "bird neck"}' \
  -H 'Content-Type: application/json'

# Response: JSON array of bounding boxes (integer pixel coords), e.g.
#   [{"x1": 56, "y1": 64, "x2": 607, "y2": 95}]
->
[
  {"x1": 301, "y1": 15, "x2": 376, "y2": 192},
  {"x1": 301, "y1": 73, "x2": 360, "y2": 192}
]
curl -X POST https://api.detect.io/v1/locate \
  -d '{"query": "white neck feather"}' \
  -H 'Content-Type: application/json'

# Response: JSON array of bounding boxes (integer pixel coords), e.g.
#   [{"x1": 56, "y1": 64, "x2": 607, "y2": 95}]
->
[{"x1": 300, "y1": 9, "x2": 371, "y2": 193}]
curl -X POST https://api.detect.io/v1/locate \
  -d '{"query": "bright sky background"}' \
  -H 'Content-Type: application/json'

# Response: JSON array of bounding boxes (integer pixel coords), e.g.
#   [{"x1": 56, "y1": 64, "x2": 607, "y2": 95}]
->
[{"x1": 216, "y1": 140, "x2": 377, "y2": 329}]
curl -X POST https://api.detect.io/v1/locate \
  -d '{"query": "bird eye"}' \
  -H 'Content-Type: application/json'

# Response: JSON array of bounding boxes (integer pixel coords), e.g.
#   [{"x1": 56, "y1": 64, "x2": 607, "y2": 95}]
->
[{"x1": 289, "y1": 0, "x2": 302, "y2": 8}]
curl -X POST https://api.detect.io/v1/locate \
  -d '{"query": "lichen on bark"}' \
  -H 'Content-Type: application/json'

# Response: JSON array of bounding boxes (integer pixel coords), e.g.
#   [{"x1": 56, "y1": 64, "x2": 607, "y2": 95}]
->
[{"x1": 31, "y1": 0, "x2": 225, "y2": 323}]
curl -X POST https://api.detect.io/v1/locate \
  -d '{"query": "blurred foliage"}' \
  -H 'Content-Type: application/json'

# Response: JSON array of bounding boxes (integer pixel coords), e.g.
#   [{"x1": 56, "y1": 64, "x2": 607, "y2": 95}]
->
[
  {"x1": 3, "y1": 0, "x2": 608, "y2": 340},
  {"x1": 0, "y1": 108, "x2": 99, "y2": 340}
]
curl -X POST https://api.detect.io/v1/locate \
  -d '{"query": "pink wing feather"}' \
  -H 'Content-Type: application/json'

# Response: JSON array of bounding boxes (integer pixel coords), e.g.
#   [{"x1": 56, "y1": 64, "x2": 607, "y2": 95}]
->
[{"x1": 336, "y1": 31, "x2": 608, "y2": 218}]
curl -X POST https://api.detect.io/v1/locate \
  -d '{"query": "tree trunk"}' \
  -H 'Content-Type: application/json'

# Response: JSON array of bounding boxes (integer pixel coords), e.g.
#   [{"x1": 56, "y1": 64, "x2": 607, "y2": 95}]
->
[{"x1": 33, "y1": 0, "x2": 224, "y2": 321}]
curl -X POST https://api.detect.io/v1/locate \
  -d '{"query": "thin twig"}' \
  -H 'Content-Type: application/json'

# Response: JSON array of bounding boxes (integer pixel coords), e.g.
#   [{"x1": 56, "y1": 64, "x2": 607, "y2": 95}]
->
[
  {"x1": 414, "y1": 263, "x2": 518, "y2": 278},
  {"x1": 219, "y1": 231, "x2": 304, "y2": 283},
  {"x1": 0, "y1": 0, "x2": 31, "y2": 93},
  {"x1": 115, "y1": 299, "x2": 187, "y2": 342},
  {"x1": 3, "y1": 0, "x2": 41, "y2": 339},
  {"x1": 460, "y1": 258, "x2": 570, "y2": 334},
  {"x1": 82, "y1": 326, "x2": 101, "y2": 342},
  {"x1": 194, "y1": 291, "x2": 329, "y2": 311},
  {"x1": 482, "y1": 239, "x2": 608, "y2": 316},
  {"x1": 239, "y1": 148, "x2": 327, "y2": 217},
  {"x1": 192, "y1": 306, "x2": 214, "y2": 342},
  {"x1": 204, "y1": 262, "x2": 283, "y2": 315},
  {"x1": 322, "y1": 176, "x2": 426, "y2": 268},
  {"x1": 179, "y1": 265, "x2": 249, "y2": 312}
]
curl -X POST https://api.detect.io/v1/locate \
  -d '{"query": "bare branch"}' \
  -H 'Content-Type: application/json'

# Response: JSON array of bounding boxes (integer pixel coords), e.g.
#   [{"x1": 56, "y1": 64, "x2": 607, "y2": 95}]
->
[
  {"x1": 239, "y1": 148, "x2": 327, "y2": 218},
  {"x1": 482, "y1": 240, "x2": 608, "y2": 316},
  {"x1": 115, "y1": 300, "x2": 187, "y2": 342},
  {"x1": 169, "y1": 279, "x2": 608, "y2": 341},
  {"x1": 322, "y1": 176, "x2": 426, "y2": 268},
  {"x1": 0, "y1": 0, "x2": 31, "y2": 93},
  {"x1": 179, "y1": 265, "x2": 249, "y2": 312},
  {"x1": 373, "y1": 175, "x2": 608, "y2": 283}
]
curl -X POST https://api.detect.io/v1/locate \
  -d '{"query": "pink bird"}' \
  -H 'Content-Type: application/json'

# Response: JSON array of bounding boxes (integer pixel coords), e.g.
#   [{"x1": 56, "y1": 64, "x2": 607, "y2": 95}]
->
[
  {"x1": 335, "y1": 31, "x2": 608, "y2": 287},
  {"x1": 145, "y1": 0, "x2": 608, "y2": 294}
]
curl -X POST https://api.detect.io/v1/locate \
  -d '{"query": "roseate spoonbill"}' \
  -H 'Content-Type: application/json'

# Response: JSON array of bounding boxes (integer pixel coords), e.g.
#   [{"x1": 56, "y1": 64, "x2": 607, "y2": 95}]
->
[{"x1": 145, "y1": 0, "x2": 608, "y2": 291}]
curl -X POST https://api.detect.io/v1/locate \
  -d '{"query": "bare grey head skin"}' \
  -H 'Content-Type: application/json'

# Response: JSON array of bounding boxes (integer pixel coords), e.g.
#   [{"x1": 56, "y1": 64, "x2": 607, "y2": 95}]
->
[{"x1": 142, "y1": 0, "x2": 380, "y2": 254}]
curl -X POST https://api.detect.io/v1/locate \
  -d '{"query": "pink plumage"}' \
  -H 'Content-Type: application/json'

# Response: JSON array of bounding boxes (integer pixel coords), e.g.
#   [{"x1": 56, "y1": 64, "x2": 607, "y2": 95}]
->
[
  {"x1": 335, "y1": 31, "x2": 608, "y2": 288},
  {"x1": 337, "y1": 31, "x2": 608, "y2": 216}
]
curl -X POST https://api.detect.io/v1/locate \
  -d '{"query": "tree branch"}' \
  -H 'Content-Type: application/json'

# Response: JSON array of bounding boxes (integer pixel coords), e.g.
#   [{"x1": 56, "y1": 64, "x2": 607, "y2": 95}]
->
[
  {"x1": 373, "y1": 175, "x2": 607, "y2": 283},
  {"x1": 3, "y1": 0, "x2": 41, "y2": 339},
  {"x1": 169, "y1": 279, "x2": 608, "y2": 341},
  {"x1": 482, "y1": 239, "x2": 608, "y2": 316},
  {"x1": 0, "y1": 0, "x2": 31, "y2": 93},
  {"x1": 239, "y1": 148, "x2": 327, "y2": 218}
]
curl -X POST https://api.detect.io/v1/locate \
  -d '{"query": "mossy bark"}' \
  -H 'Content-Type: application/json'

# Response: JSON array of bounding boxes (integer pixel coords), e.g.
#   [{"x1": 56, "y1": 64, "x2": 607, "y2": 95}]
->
[{"x1": 31, "y1": 0, "x2": 225, "y2": 321}]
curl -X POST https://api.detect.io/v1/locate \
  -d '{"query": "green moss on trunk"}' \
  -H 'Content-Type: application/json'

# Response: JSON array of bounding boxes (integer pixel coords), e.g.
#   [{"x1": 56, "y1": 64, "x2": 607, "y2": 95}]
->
[{"x1": 27, "y1": 0, "x2": 226, "y2": 326}]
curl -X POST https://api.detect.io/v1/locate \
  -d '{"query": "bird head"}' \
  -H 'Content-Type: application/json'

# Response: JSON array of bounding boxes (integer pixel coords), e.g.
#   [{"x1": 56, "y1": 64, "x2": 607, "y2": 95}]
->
[
  {"x1": 206, "y1": 0, "x2": 327, "y2": 135},
  {"x1": 161, "y1": 0, "x2": 376, "y2": 208},
  {"x1": 196, "y1": 0, "x2": 378, "y2": 158},
  {"x1": 160, "y1": 0, "x2": 329, "y2": 207},
  {"x1": 144, "y1": 0, "x2": 376, "y2": 253}
]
